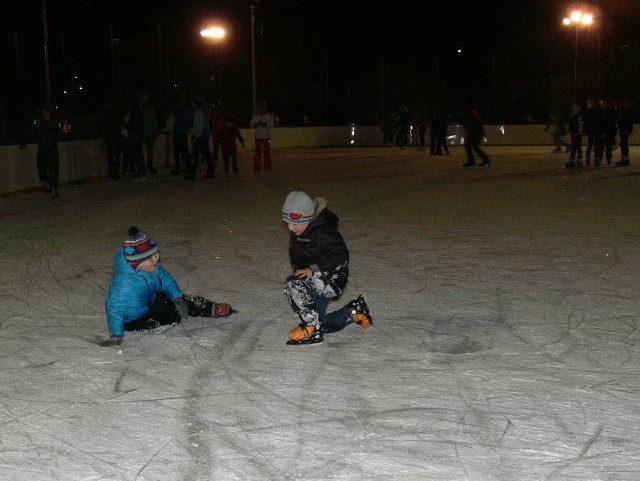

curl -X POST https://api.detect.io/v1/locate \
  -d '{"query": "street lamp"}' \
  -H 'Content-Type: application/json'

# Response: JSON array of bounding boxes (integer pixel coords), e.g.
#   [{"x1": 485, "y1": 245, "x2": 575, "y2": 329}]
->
[
  {"x1": 200, "y1": 26, "x2": 226, "y2": 41},
  {"x1": 250, "y1": 1, "x2": 258, "y2": 111},
  {"x1": 200, "y1": 24, "x2": 226, "y2": 106},
  {"x1": 563, "y1": 9, "x2": 594, "y2": 102}
]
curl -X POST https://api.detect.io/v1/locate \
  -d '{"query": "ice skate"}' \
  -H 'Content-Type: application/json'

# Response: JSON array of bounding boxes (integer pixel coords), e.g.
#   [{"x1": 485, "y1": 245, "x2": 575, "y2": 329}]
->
[
  {"x1": 212, "y1": 302, "x2": 235, "y2": 317},
  {"x1": 287, "y1": 323, "x2": 324, "y2": 345},
  {"x1": 350, "y1": 295, "x2": 373, "y2": 329}
]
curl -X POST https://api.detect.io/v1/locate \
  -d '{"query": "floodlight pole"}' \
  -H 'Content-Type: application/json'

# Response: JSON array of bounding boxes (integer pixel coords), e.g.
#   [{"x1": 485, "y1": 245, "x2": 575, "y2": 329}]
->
[
  {"x1": 43, "y1": 0, "x2": 51, "y2": 105},
  {"x1": 251, "y1": 1, "x2": 258, "y2": 110}
]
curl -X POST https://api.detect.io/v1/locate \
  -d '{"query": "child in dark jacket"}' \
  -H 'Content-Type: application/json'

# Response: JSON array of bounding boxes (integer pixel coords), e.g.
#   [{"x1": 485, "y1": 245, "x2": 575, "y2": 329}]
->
[
  {"x1": 221, "y1": 113, "x2": 244, "y2": 173},
  {"x1": 565, "y1": 103, "x2": 584, "y2": 169},
  {"x1": 281, "y1": 191, "x2": 373, "y2": 345},
  {"x1": 102, "y1": 227, "x2": 234, "y2": 346}
]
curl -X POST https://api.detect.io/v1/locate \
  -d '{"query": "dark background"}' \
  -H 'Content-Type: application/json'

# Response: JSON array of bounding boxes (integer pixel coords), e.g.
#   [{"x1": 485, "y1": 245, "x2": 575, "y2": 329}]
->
[{"x1": 0, "y1": 0, "x2": 639, "y2": 138}]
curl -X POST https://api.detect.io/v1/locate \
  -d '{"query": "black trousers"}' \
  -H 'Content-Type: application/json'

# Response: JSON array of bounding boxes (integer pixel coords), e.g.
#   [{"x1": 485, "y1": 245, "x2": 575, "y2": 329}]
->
[
  {"x1": 106, "y1": 138, "x2": 123, "y2": 179},
  {"x1": 125, "y1": 293, "x2": 216, "y2": 331},
  {"x1": 172, "y1": 133, "x2": 190, "y2": 172},
  {"x1": 36, "y1": 146, "x2": 60, "y2": 187},
  {"x1": 186, "y1": 138, "x2": 214, "y2": 177}
]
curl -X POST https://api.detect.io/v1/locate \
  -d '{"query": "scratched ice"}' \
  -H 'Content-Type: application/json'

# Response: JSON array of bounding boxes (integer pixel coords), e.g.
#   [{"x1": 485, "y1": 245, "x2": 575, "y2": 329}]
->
[{"x1": 1, "y1": 146, "x2": 640, "y2": 480}]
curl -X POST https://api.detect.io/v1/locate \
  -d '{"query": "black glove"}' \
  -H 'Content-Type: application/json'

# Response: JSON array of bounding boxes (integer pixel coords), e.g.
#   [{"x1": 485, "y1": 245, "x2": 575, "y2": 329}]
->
[
  {"x1": 99, "y1": 336, "x2": 123, "y2": 347},
  {"x1": 174, "y1": 298, "x2": 189, "y2": 319}
]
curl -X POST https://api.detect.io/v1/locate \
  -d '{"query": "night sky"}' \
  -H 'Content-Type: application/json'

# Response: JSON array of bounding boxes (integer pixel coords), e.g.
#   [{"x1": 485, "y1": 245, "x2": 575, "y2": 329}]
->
[{"x1": 1, "y1": 0, "x2": 638, "y2": 127}]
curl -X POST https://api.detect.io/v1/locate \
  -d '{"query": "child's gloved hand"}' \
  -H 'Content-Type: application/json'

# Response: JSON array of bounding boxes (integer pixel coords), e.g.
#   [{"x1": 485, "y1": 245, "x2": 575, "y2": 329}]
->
[
  {"x1": 174, "y1": 298, "x2": 189, "y2": 319},
  {"x1": 99, "y1": 336, "x2": 123, "y2": 347}
]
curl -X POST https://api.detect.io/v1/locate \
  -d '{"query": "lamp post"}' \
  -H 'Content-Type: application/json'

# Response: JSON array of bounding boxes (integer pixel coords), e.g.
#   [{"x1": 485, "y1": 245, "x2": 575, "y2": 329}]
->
[
  {"x1": 43, "y1": 0, "x2": 51, "y2": 105},
  {"x1": 250, "y1": 1, "x2": 258, "y2": 111},
  {"x1": 200, "y1": 24, "x2": 226, "y2": 106},
  {"x1": 563, "y1": 9, "x2": 594, "y2": 102}
]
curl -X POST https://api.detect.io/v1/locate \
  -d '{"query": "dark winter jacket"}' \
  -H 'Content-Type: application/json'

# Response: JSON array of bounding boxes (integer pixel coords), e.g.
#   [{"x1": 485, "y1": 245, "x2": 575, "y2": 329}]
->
[
  {"x1": 600, "y1": 105, "x2": 618, "y2": 137},
  {"x1": 583, "y1": 105, "x2": 600, "y2": 135},
  {"x1": 618, "y1": 106, "x2": 635, "y2": 136},
  {"x1": 105, "y1": 248, "x2": 183, "y2": 336},
  {"x1": 221, "y1": 121, "x2": 244, "y2": 155},
  {"x1": 288, "y1": 199, "x2": 350, "y2": 295},
  {"x1": 32, "y1": 115, "x2": 61, "y2": 152},
  {"x1": 173, "y1": 103, "x2": 193, "y2": 135},
  {"x1": 462, "y1": 112, "x2": 485, "y2": 143},
  {"x1": 569, "y1": 112, "x2": 584, "y2": 136}
]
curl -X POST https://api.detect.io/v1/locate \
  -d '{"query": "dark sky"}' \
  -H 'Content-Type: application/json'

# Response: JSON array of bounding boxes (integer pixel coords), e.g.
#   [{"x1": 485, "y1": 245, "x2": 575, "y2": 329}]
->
[{"x1": 1, "y1": 0, "x2": 638, "y2": 125}]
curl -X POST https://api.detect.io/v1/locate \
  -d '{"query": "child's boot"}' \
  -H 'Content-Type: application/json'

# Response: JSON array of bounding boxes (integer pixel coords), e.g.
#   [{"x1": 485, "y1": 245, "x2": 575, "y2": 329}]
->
[
  {"x1": 287, "y1": 323, "x2": 323, "y2": 345},
  {"x1": 212, "y1": 302, "x2": 235, "y2": 317},
  {"x1": 349, "y1": 295, "x2": 374, "y2": 329}
]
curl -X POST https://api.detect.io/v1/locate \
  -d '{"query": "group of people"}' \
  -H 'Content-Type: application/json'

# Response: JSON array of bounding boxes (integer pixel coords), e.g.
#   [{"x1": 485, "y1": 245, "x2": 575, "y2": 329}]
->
[
  {"x1": 547, "y1": 97, "x2": 636, "y2": 169},
  {"x1": 379, "y1": 107, "x2": 450, "y2": 155},
  {"x1": 103, "y1": 92, "x2": 159, "y2": 181},
  {"x1": 103, "y1": 191, "x2": 373, "y2": 347},
  {"x1": 379, "y1": 105, "x2": 491, "y2": 168},
  {"x1": 103, "y1": 95, "x2": 276, "y2": 182}
]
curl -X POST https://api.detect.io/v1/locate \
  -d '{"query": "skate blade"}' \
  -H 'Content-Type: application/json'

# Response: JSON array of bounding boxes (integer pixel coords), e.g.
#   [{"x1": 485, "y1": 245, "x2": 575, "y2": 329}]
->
[
  {"x1": 360, "y1": 294, "x2": 374, "y2": 327},
  {"x1": 286, "y1": 336, "x2": 324, "y2": 345}
]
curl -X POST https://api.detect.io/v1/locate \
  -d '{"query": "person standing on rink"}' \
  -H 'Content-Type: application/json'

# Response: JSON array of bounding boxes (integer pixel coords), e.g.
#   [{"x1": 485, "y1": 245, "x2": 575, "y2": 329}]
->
[
  {"x1": 583, "y1": 98, "x2": 599, "y2": 167},
  {"x1": 462, "y1": 108, "x2": 490, "y2": 168},
  {"x1": 616, "y1": 98, "x2": 635, "y2": 167},
  {"x1": 170, "y1": 95, "x2": 193, "y2": 175},
  {"x1": 185, "y1": 95, "x2": 214, "y2": 181},
  {"x1": 221, "y1": 112, "x2": 244, "y2": 173},
  {"x1": 33, "y1": 104, "x2": 63, "y2": 199},
  {"x1": 249, "y1": 101, "x2": 275, "y2": 172},
  {"x1": 565, "y1": 103, "x2": 584, "y2": 169},
  {"x1": 594, "y1": 98, "x2": 617, "y2": 167}
]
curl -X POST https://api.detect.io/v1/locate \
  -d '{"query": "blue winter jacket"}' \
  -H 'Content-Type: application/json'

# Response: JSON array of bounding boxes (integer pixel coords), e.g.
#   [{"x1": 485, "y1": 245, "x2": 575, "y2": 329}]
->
[{"x1": 105, "y1": 248, "x2": 183, "y2": 336}]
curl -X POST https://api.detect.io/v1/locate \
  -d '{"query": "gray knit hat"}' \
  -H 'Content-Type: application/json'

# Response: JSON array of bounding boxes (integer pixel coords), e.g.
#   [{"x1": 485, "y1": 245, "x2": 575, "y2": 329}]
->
[{"x1": 282, "y1": 191, "x2": 315, "y2": 224}]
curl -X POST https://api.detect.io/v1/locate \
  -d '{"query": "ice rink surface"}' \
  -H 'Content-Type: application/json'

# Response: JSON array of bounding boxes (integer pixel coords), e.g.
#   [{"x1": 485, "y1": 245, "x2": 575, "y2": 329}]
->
[{"x1": 2, "y1": 145, "x2": 640, "y2": 480}]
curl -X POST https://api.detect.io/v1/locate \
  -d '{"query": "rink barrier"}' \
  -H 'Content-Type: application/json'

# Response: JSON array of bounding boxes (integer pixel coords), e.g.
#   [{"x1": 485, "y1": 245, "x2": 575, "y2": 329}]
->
[{"x1": 1, "y1": 124, "x2": 639, "y2": 196}]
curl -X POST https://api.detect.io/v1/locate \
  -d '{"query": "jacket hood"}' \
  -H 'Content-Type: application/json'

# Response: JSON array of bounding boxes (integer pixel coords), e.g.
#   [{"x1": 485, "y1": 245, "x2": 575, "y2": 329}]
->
[{"x1": 113, "y1": 247, "x2": 137, "y2": 274}]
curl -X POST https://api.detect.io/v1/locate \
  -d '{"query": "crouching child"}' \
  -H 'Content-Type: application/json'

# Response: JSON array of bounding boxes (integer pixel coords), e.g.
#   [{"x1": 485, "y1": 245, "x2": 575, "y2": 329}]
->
[{"x1": 281, "y1": 191, "x2": 373, "y2": 345}]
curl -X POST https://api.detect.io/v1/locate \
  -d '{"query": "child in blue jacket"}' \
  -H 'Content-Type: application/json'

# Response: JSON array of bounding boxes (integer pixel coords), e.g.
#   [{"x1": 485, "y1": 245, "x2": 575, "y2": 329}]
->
[{"x1": 102, "y1": 227, "x2": 234, "y2": 346}]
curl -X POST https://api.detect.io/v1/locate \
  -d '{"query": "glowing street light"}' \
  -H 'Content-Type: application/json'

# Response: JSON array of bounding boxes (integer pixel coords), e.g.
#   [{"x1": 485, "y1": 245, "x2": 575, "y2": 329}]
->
[
  {"x1": 563, "y1": 9, "x2": 594, "y2": 102},
  {"x1": 200, "y1": 26, "x2": 226, "y2": 40},
  {"x1": 200, "y1": 23, "x2": 227, "y2": 105}
]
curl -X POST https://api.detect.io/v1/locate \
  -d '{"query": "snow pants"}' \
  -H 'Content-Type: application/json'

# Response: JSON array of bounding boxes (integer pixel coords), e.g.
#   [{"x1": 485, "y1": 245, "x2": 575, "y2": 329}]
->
[
  {"x1": 124, "y1": 292, "x2": 218, "y2": 331},
  {"x1": 284, "y1": 274, "x2": 353, "y2": 333}
]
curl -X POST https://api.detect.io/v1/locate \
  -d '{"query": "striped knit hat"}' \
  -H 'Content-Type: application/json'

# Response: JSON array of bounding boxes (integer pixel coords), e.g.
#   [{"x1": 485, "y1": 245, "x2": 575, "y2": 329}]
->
[
  {"x1": 123, "y1": 227, "x2": 158, "y2": 268},
  {"x1": 282, "y1": 191, "x2": 315, "y2": 224}
]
